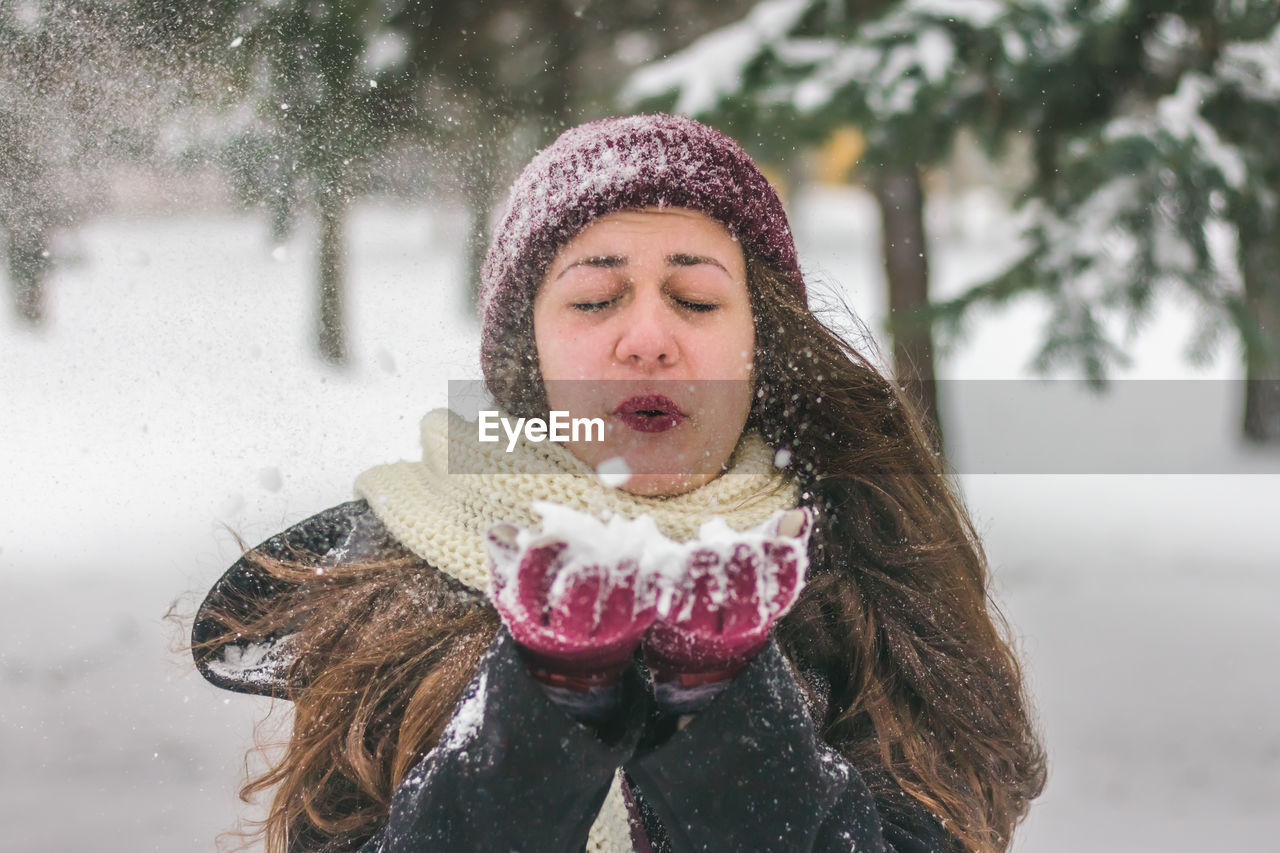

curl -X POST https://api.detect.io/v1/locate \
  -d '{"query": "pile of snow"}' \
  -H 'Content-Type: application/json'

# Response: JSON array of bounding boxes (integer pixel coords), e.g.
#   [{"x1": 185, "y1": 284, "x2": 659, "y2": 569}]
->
[{"x1": 487, "y1": 503, "x2": 807, "y2": 624}]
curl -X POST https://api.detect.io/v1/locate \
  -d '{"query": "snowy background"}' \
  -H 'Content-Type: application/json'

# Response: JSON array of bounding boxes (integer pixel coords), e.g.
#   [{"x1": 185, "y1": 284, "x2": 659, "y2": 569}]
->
[{"x1": 2, "y1": 189, "x2": 1277, "y2": 851}]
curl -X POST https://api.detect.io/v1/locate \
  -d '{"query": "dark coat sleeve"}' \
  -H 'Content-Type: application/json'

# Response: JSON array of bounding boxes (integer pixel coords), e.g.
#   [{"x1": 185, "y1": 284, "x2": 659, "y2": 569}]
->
[
  {"x1": 356, "y1": 627, "x2": 649, "y2": 853},
  {"x1": 191, "y1": 500, "x2": 423, "y2": 697},
  {"x1": 623, "y1": 639, "x2": 959, "y2": 853},
  {"x1": 358, "y1": 631, "x2": 957, "y2": 853}
]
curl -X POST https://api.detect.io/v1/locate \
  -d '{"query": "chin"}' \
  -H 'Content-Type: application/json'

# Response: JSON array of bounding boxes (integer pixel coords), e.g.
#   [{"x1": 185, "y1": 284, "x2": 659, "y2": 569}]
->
[
  {"x1": 597, "y1": 440, "x2": 728, "y2": 497},
  {"x1": 563, "y1": 429, "x2": 738, "y2": 496},
  {"x1": 616, "y1": 471, "x2": 713, "y2": 497}
]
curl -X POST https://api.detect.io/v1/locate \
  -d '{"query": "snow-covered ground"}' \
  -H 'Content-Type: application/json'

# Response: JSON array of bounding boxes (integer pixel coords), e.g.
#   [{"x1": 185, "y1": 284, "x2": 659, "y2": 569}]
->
[{"x1": 2, "y1": 189, "x2": 1276, "y2": 851}]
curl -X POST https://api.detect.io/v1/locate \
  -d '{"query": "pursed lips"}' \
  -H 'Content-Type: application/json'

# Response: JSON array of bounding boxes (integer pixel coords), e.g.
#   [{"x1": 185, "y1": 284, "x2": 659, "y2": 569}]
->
[{"x1": 612, "y1": 394, "x2": 686, "y2": 433}]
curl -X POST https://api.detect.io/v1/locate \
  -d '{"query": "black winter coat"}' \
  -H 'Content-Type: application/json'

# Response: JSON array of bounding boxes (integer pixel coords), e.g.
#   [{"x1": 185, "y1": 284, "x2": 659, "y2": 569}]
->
[{"x1": 193, "y1": 501, "x2": 961, "y2": 853}]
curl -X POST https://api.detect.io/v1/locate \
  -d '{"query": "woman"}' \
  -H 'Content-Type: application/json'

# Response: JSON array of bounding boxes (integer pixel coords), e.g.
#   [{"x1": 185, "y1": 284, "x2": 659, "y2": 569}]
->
[{"x1": 193, "y1": 115, "x2": 1047, "y2": 853}]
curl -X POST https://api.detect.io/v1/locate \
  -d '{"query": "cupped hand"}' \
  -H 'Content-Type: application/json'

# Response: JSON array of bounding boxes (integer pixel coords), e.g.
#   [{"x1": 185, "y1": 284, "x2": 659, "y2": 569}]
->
[
  {"x1": 642, "y1": 507, "x2": 812, "y2": 682},
  {"x1": 484, "y1": 519, "x2": 659, "y2": 681}
]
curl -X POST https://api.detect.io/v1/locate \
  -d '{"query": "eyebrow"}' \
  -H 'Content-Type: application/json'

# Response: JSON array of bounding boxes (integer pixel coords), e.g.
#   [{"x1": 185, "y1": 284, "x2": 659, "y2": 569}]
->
[{"x1": 556, "y1": 253, "x2": 730, "y2": 279}]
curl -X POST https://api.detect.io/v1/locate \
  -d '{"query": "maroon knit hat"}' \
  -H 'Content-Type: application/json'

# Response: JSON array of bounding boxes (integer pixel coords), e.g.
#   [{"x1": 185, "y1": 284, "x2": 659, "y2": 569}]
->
[{"x1": 479, "y1": 114, "x2": 804, "y2": 384}]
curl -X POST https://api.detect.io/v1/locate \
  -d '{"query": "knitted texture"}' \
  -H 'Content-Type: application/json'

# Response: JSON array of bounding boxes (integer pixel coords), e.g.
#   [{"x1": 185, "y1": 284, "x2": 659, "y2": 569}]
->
[
  {"x1": 353, "y1": 408, "x2": 799, "y2": 594},
  {"x1": 478, "y1": 113, "x2": 804, "y2": 384},
  {"x1": 354, "y1": 408, "x2": 798, "y2": 852},
  {"x1": 589, "y1": 769, "x2": 635, "y2": 853}
]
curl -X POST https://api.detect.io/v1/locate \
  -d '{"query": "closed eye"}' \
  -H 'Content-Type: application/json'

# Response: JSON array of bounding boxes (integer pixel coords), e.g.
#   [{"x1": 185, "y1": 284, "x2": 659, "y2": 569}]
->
[
  {"x1": 675, "y1": 298, "x2": 717, "y2": 313},
  {"x1": 572, "y1": 297, "x2": 617, "y2": 313}
]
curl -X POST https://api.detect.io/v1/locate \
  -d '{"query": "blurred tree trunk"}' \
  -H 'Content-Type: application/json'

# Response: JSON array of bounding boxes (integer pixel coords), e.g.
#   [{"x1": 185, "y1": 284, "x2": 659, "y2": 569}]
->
[
  {"x1": 317, "y1": 186, "x2": 347, "y2": 365},
  {"x1": 464, "y1": 148, "x2": 499, "y2": 306},
  {"x1": 1241, "y1": 214, "x2": 1280, "y2": 443},
  {"x1": 461, "y1": 0, "x2": 581, "y2": 307},
  {"x1": 5, "y1": 226, "x2": 49, "y2": 324},
  {"x1": 268, "y1": 174, "x2": 297, "y2": 245},
  {"x1": 872, "y1": 166, "x2": 943, "y2": 451},
  {"x1": 538, "y1": 0, "x2": 576, "y2": 134},
  {"x1": 1, "y1": 106, "x2": 55, "y2": 325}
]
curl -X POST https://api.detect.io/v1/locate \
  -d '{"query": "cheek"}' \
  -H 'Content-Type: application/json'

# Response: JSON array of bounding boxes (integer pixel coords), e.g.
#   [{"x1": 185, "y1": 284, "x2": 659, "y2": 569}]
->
[
  {"x1": 534, "y1": 313, "x2": 609, "y2": 384},
  {"x1": 696, "y1": 314, "x2": 756, "y2": 380},
  {"x1": 534, "y1": 308, "x2": 570, "y2": 380},
  {"x1": 724, "y1": 316, "x2": 757, "y2": 426},
  {"x1": 737, "y1": 323, "x2": 757, "y2": 377},
  {"x1": 533, "y1": 319, "x2": 560, "y2": 380}
]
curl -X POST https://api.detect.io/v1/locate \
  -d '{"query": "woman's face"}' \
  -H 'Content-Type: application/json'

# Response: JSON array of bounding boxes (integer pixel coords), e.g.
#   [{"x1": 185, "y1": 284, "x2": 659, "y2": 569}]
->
[{"x1": 533, "y1": 207, "x2": 755, "y2": 496}]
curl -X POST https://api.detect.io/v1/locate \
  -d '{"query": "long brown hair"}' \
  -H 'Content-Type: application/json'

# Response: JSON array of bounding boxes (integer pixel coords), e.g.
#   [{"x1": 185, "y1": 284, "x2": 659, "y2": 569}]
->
[
  {"x1": 203, "y1": 254, "x2": 1045, "y2": 853},
  {"x1": 747, "y1": 261, "x2": 1047, "y2": 851},
  {"x1": 196, "y1": 550, "x2": 501, "y2": 853}
]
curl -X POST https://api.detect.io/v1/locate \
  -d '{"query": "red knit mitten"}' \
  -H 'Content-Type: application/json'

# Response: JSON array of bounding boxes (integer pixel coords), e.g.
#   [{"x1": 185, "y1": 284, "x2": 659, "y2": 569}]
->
[
  {"x1": 485, "y1": 517, "x2": 659, "y2": 692},
  {"x1": 642, "y1": 508, "x2": 811, "y2": 700}
]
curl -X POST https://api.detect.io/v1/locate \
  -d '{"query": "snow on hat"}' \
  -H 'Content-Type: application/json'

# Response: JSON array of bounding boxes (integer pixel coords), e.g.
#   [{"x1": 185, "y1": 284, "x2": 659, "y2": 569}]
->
[{"x1": 479, "y1": 114, "x2": 804, "y2": 385}]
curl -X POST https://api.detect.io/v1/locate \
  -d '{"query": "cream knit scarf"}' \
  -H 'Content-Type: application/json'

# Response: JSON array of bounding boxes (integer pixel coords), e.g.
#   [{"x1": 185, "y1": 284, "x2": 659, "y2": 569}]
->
[{"x1": 354, "y1": 408, "x2": 798, "y2": 852}]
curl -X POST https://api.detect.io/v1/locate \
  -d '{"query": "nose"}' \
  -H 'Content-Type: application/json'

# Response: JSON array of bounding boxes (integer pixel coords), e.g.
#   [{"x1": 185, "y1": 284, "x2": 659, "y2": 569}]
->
[{"x1": 614, "y1": 291, "x2": 678, "y2": 369}]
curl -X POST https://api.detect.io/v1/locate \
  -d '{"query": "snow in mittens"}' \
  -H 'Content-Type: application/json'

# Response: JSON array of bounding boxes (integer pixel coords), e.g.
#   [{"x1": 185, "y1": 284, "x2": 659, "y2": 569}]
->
[{"x1": 486, "y1": 501, "x2": 809, "y2": 625}]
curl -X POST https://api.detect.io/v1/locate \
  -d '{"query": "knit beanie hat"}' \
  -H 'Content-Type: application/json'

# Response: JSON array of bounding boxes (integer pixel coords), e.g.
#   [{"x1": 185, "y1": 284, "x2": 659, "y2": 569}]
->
[{"x1": 478, "y1": 114, "x2": 804, "y2": 394}]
